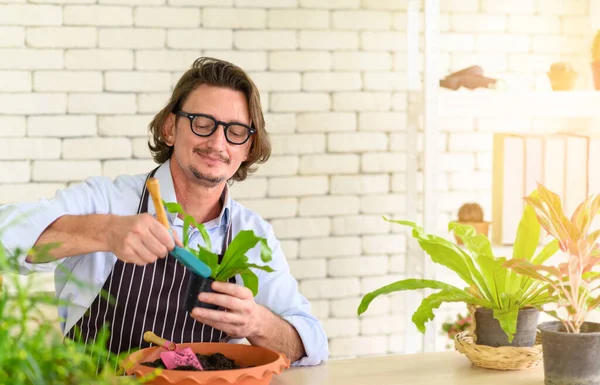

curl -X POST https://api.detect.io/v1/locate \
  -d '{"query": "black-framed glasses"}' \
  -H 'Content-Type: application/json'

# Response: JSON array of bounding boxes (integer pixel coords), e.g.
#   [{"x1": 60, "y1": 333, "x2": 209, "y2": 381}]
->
[{"x1": 175, "y1": 111, "x2": 256, "y2": 145}]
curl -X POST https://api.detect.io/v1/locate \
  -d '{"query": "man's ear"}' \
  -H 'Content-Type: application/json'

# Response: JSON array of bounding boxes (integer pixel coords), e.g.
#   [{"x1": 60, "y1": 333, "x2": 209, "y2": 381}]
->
[{"x1": 162, "y1": 113, "x2": 176, "y2": 146}]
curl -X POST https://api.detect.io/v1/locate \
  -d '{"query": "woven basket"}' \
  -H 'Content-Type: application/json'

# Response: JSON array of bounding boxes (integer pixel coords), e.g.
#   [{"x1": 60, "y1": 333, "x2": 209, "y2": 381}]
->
[{"x1": 454, "y1": 330, "x2": 543, "y2": 371}]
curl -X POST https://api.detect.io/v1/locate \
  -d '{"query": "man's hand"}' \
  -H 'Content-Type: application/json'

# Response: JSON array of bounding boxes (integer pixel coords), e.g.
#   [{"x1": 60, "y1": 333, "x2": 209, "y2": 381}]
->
[
  {"x1": 106, "y1": 214, "x2": 181, "y2": 266},
  {"x1": 190, "y1": 281, "x2": 263, "y2": 339},
  {"x1": 190, "y1": 281, "x2": 307, "y2": 363}
]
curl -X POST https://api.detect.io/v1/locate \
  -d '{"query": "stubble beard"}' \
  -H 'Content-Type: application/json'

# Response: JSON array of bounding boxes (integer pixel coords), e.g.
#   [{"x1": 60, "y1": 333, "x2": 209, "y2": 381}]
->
[
  {"x1": 188, "y1": 165, "x2": 226, "y2": 188},
  {"x1": 188, "y1": 147, "x2": 231, "y2": 187}
]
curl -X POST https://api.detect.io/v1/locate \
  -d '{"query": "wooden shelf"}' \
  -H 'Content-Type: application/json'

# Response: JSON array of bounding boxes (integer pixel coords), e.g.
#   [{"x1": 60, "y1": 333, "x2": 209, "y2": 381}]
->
[{"x1": 413, "y1": 90, "x2": 600, "y2": 118}]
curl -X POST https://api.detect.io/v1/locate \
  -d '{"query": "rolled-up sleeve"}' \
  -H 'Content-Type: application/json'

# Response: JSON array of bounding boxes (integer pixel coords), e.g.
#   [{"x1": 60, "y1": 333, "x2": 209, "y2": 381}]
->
[
  {"x1": 250, "y1": 222, "x2": 329, "y2": 366},
  {"x1": 0, "y1": 177, "x2": 108, "y2": 275}
]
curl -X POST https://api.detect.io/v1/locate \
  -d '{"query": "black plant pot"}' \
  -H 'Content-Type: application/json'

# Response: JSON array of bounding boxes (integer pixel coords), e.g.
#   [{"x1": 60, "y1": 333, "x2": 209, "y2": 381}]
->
[
  {"x1": 474, "y1": 307, "x2": 539, "y2": 347},
  {"x1": 184, "y1": 273, "x2": 218, "y2": 312},
  {"x1": 539, "y1": 321, "x2": 600, "y2": 385}
]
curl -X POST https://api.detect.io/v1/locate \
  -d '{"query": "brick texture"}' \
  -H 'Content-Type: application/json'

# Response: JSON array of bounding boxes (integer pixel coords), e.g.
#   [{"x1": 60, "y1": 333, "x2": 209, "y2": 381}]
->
[{"x1": 0, "y1": 0, "x2": 589, "y2": 362}]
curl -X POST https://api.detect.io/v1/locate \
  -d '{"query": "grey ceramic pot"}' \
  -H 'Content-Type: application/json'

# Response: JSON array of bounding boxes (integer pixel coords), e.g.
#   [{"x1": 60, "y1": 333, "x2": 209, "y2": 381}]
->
[
  {"x1": 538, "y1": 321, "x2": 600, "y2": 385},
  {"x1": 474, "y1": 307, "x2": 539, "y2": 347}
]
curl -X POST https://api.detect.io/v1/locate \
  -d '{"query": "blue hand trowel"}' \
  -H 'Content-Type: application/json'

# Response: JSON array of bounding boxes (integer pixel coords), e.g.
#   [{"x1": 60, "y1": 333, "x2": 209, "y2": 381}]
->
[{"x1": 146, "y1": 178, "x2": 212, "y2": 279}]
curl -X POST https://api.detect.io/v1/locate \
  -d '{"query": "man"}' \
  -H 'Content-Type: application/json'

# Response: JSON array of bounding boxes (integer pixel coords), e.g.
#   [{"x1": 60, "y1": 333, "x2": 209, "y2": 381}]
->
[{"x1": 0, "y1": 57, "x2": 328, "y2": 367}]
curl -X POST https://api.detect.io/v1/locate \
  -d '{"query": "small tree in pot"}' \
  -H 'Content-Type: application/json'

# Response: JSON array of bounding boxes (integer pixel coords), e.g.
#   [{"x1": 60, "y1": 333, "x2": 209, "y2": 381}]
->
[
  {"x1": 357, "y1": 194, "x2": 559, "y2": 349},
  {"x1": 504, "y1": 183, "x2": 600, "y2": 385},
  {"x1": 455, "y1": 202, "x2": 490, "y2": 245}
]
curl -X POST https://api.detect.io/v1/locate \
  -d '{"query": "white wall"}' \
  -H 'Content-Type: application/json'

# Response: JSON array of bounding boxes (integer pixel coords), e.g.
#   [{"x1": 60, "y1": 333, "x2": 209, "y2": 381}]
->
[{"x1": 0, "y1": 0, "x2": 595, "y2": 358}]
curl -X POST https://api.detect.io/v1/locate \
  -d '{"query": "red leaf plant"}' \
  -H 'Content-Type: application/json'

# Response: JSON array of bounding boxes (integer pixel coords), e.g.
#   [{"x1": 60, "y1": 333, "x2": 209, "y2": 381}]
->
[{"x1": 504, "y1": 182, "x2": 600, "y2": 333}]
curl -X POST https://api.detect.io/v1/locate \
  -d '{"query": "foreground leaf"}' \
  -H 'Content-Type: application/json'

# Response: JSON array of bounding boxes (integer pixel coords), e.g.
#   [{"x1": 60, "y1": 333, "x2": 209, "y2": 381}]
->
[
  {"x1": 357, "y1": 278, "x2": 484, "y2": 316},
  {"x1": 240, "y1": 270, "x2": 259, "y2": 296},
  {"x1": 412, "y1": 289, "x2": 479, "y2": 333},
  {"x1": 385, "y1": 218, "x2": 492, "y2": 302},
  {"x1": 493, "y1": 301, "x2": 519, "y2": 343}
]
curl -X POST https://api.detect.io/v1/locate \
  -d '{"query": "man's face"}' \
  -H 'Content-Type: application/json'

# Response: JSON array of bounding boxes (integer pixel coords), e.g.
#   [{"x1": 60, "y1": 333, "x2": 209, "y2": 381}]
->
[{"x1": 163, "y1": 84, "x2": 252, "y2": 187}]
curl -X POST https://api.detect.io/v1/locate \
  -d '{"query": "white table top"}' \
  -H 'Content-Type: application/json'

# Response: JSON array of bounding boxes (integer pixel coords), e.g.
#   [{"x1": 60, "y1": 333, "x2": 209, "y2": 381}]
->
[{"x1": 271, "y1": 351, "x2": 543, "y2": 385}]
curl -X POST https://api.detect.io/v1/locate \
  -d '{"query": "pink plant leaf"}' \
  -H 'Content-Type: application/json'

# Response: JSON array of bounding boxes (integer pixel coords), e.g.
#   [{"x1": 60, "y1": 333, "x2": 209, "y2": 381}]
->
[
  {"x1": 503, "y1": 258, "x2": 561, "y2": 289},
  {"x1": 526, "y1": 182, "x2": 578, "y2": 249},
  {"x1": 571, "y1": 194, "x2": 600, "y2": 237},
  {"x1": 523, "y1": 197, "x2": 570, "y2": 252}
]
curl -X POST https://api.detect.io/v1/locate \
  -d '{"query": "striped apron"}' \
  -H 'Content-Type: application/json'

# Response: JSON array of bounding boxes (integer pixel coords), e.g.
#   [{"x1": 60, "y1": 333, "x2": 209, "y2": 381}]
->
[{"x1": 65, "y1": 167, "x2": 234, "y2": 371}]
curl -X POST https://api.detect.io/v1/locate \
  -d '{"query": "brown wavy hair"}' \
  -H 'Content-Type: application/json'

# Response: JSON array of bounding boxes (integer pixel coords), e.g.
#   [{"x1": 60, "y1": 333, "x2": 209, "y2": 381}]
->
[{"x1": 148, "y1": 57, "x2": 271, "y2": 182}]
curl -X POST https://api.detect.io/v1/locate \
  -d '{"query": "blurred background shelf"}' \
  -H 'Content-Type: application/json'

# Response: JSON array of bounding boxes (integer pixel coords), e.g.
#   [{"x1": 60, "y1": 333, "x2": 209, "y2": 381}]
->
[{"x1": 411, "y1": 90, "x2": 600, "y2": 118}]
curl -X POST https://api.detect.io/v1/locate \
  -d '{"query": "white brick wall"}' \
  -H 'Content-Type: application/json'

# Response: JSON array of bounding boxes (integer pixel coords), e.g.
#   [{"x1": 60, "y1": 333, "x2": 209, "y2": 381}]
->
[{"x1": 0, "y1": 0, "x2": 591, "y2": 362}]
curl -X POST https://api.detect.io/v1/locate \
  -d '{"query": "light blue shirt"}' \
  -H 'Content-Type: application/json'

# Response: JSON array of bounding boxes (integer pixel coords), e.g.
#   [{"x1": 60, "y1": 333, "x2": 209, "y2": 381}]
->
[{"x1": 0, "y1": 159, "x2": 329, "y2": 366}]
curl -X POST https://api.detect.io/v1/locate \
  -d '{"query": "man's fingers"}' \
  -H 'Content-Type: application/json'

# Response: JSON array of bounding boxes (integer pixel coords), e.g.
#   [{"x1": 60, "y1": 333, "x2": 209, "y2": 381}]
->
[
  {"x1": 172, "y1": 231, "x2": 183, "y2": 247},
  {"x1": 126, "y1": 237, "x2": 158, "y2": 265},
  {"x1": 191, "y1": 307, "x2": 245, "y2": 326},
  {"x1": 210, "y1": 281, "x2": 252, "y2": 299},
  {"x1": 141, "y1": 231, "x2": 169, "y2": 258},
  {"x1": 198, "y1": 292, "x2": 243, "y2": 311},
  {"x1": 148, "y1": 220, "x2": 175, "y2": 251}
]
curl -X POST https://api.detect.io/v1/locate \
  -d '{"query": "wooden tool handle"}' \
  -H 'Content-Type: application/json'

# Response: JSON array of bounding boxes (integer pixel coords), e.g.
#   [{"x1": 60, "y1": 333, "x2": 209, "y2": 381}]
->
[
  {"x1": 143, "y1": 331, "x2": 176, "y2": 351},
  {"x1": 146, "y1": 177, "x2": 170, "y2": 229}
]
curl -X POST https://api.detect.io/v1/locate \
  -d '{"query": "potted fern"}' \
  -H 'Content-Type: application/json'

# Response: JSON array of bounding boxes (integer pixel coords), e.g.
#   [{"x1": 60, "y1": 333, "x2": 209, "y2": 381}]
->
[
  {"x1": 504, "y1": 183, "x2": 600, "y2": 385},
  {"x1": 163, "y1": 202, "x2": 274, "y2": 312},
  {"x1": 357, "y1": 193, "x2": 558, "y2": 350}
]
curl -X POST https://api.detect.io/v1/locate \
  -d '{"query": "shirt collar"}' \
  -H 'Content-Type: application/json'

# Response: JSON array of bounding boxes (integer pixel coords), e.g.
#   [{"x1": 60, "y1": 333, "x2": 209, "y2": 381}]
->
[{"x1": 146, "y1": 159, "x2": 231, "y2": 229}]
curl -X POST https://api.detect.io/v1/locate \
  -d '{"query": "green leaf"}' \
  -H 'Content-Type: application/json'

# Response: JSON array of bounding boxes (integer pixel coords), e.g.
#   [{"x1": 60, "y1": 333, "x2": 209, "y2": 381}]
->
[
  {"x1": 513, "y1": 201, "x2": 541, "y2": 261},
  {"x1": 532, "y1": 239, "x2": 560, "y2": 265},
  {"x1": 163, "y1": 200, "x2": 211, "y2": 250},
  {"x1": 501, "y1": 202, "x2": 542, "y2": 307},
  {"x1": 196, "y1": 247, "x2": 219, "y2": 277},
  {"x1": 588, "y1": 296, "x2": 600, "y2": 313},
  {"x1": 216, "y1": 230, "x2": 262, "y2": 277},
  {"x1": 493, "y1": 305, "x2": 519, "y2": 343},
  {"x1": 247, "y1": 263, "x2": 274, "y2": 273},
  {"x1": 182, "y1": 215, "x2": 192, "y2": 248},
  {"x1": 163, "y1": 200, "x2": 184, "y2": 214},
  {"x1": 197, "y1": 223, "x2": 211, "y2": 251},
  {"x1": 161, "y1": 202, "x2": 275, "y2": 295},
  {"x1": 357, "y1": 278, "x2": 488, "y2": 316},
  {"x1": 259, "y1": 238, "x2": 272, "y2": 263},
  {"x1": 216, "y1": 256, "x2": 249, "y2": 282},
  {"x1": 412, "y1": 289, "x2": 479, "y2": 333},
  {"x1": 385, "y1": 218, "x2": 491, "y2": 302},
  {"x1": 240, "y1": 270, "x2": 259, "y2": 296},
  {"x1": 449, "y1": 221, "x2": 505, "y2": 308}
]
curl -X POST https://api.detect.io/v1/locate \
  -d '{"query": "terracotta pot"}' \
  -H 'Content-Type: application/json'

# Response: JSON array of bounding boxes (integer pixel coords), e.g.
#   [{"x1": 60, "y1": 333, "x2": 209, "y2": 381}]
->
[
  {"x1": 592, "y1": 61, "x2": 600, "y2": 91},
  {"x1": 122, "y1": 342, "x2": 290, "y2": 385},
  {"x1": 547, "y1": 71, "x2": 578, "y2": 91},
  {"x1": 454, "y1": 221, "x2": 490, "y2": 245}
]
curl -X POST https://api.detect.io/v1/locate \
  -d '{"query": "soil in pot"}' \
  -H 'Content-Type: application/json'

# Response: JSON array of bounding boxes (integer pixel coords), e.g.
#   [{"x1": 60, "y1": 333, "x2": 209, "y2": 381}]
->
[
  {"x1": 474, "y1": 307, "x2": 539, "y2": 347},
  {"x1": 538, "y1": 321, "x2": 600, "y2": 385},
  {"x1": 142, "y1": 352, "x2": 251, "y2": 371},
  {"x1": 184, "y1": 273, "x2": 218, "y2": 312}
]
